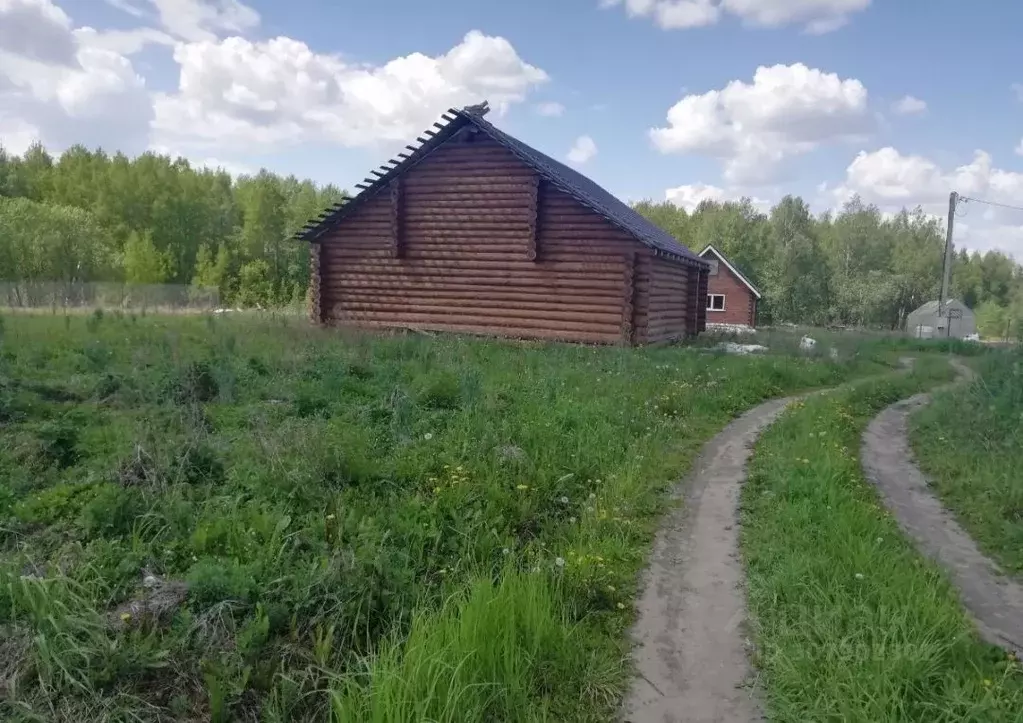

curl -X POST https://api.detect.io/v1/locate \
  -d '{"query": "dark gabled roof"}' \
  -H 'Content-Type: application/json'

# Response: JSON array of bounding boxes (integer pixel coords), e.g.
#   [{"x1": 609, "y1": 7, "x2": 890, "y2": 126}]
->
[
  {"x1": 698, "y1": 245, "x2": 762, "y2": 299},
  {"x1": 296, "y1": 106, "x2": 706, "y2": 268}
]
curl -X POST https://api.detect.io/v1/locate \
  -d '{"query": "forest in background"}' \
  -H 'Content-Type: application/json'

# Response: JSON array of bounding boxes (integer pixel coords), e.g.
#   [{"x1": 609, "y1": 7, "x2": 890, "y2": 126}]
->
[
  {"x1": 636, "y1": 198, "x2": 1023, "y2": 337},
  {"x1": 0, "y1": 142, "x2": 1021, "y2": 335},
  {"x1": 0, "y1": 144, "x2": 344, "y2": 308}
]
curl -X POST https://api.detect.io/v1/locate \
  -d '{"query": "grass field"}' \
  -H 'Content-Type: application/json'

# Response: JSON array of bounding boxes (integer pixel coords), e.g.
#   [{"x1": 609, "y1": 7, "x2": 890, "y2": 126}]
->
[
  {"x1": 741, "y1": 357, "x2": 1023, "y2": 722},
  {"x1": 911, "y1": 348, "x2": 1023, "y2": 576},
  {"x1": 0, "y1": 313, "x2": 908, "y2": 722}
]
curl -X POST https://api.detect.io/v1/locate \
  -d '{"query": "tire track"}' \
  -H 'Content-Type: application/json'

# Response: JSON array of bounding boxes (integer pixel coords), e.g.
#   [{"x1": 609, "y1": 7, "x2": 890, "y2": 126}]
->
[
  {"x1": 622, "y1": 398, "x2": 800, "y2": 723},
  {"x1": 861, "y1": 358, "x2": 1023, "y2": 654}
]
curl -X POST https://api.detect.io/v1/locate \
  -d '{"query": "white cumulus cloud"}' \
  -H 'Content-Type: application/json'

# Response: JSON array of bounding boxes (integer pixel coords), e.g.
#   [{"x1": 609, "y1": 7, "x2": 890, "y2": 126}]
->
[
  {"x1": 0, "y1": 0, "x2": 152, "y2": 154},
  {"x1": 665, "y1": 183, "x2": 726, "y2": 209},
  {"x1": 832, "y1": 148, "x2": 1023, "y2": 211},
  {"x1": 600, "y1": 0, "x2": 870, "y2": 33},
  {"x1": 0, "y1": 0, "x2": 77, "y2": 65},
  {"x1": 664, "y1": 182, "x2": 771, "y2": 211},
  {"x1": 567, "y1": 135, "x2": 597, "y2": 164},
  {"x1": 152, "y1": 30, "x2": 549, "y2": 153},
  {"x1": 892, "y1": 95, "x2": 926, "y2": 115},
  {"x1": 650, "y1": 63, "x2": 872, "y2": 184},
  {"x1": 827, "y1": 147, "x2": 1023, "y2": 258}
]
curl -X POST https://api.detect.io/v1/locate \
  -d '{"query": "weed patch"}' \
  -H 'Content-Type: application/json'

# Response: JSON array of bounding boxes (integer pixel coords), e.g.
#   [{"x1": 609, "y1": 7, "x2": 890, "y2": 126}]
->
[{"x1": 0, "y1": 313, "x2": 894, "y2": 721}]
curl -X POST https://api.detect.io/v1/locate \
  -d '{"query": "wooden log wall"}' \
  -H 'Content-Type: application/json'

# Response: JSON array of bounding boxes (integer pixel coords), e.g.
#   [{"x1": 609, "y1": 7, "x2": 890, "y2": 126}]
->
[
  {"x1": 317, "y1": 135, "x2": 669, "y2": 344},
  {"x1": 696, "y1": 269, "x2": 709, "y2": 333},
  {"x1": 308, "y1": 242, "x2": 323, "y2": 323},
  {"x1": 640, "y1": 255, "x2": 691, "y2": 344}
]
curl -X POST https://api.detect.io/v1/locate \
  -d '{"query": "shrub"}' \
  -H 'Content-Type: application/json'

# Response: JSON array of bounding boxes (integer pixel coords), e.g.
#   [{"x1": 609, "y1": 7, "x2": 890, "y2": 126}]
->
[
  {"x1": 176, "y1": 443, "x2": 225, "y2": 485},
  {"x1": 15, "y1": 481, "x2": 103, "y2": 526},
  {"x1": 177, "y1": 360, "x2": 219, "y2": 403},
  {"x1": 33, "y1": 419, "x2": 80, "y2": 469},
  {"x1": 78, "y1": 483, "x2": 146, "y2": 538}
]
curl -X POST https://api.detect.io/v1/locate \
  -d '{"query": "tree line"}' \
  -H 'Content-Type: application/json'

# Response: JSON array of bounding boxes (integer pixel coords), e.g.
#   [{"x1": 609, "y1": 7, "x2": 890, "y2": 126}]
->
[
  {"x1": 0, "y1": 142, "x2": 1021, "y2": 335},
  {"x1": 0, "y1": 143, "x2": 343, "y2": 307},
  {"x1": 635, "y1": 197, "x2": 1023, "y2": 338}
]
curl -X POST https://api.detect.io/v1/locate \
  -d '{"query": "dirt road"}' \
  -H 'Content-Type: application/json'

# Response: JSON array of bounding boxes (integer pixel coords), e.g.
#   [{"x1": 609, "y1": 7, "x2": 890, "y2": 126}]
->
[
  {"x1": 861, "y1": 359, "x2": 1023, "y2": 654},
  {"x1": 621, "y1": 399, "x2": 798, "y2": 723}
]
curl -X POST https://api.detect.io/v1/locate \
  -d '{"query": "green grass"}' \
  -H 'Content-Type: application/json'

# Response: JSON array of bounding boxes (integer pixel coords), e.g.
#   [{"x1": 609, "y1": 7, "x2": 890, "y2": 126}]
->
[
  {"x1": 741, "y1": 357, "x2": 1023, "y2": 722},
  {"x1": 911, "y1": 348, "x2": 1023, "y2": 576},
  {"x1": 0, "y1": 312, "x2": 898, "y2": 721}
]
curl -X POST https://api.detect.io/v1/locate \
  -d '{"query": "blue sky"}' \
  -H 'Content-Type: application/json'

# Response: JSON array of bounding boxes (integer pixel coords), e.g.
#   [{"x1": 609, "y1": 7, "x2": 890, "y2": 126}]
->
[{"x1": 4, "y1": 0, "x2": 1023, "y2": 257}]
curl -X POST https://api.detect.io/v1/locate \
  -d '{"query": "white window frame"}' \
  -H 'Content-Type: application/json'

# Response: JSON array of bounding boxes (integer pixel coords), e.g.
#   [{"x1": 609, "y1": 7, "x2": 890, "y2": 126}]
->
[{"x1": 707, "y1": 294, "x2": 726, "y2": 312}]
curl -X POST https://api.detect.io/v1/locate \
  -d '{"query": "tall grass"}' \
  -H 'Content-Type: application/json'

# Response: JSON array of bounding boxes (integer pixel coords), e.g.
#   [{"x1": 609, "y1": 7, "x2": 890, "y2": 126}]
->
[
  {"x1": 329, "y1": 570, "x2": 571, "y2": 723},
  {"x1": 0, "y1": 313, "x2": 895, "y2": 720},
  {"x1": 741, "y1": 358, "x2": 1023, "y2": 722},
  {"x1": 911, "y1": 347, "x2": 1023, "y2": 575}
]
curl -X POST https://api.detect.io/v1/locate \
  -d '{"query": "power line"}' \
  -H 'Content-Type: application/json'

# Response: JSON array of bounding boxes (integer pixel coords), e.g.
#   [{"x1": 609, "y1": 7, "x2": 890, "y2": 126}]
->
[{"x1": 959, "y1": 195, "x2": 1023, "y2": 214}]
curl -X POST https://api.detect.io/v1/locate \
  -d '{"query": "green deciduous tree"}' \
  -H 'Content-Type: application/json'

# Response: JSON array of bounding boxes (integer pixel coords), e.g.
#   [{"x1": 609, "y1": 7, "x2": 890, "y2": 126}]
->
[
  {"x1": 632, "y1": 194, "x2": 1023, "y2": 330},
  {"x1": 123, "y1": 230, "x2": 170, "y2": 284}
]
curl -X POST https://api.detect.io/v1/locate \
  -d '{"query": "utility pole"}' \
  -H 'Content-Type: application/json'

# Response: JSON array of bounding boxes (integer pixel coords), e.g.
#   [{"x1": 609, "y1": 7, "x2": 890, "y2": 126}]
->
[{"x1": 939, "y1": 191, "x2": 958, "y2": 316}]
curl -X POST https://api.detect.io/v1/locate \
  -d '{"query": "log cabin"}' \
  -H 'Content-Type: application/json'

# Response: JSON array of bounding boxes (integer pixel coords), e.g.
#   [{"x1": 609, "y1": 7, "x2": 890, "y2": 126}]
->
[{"x1": 297, "y1": 102, "x2": 709, "y2": 345}]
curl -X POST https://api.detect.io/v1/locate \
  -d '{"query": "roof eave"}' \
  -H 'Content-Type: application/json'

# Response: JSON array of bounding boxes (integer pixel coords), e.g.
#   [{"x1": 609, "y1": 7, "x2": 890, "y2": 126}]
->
[
  {"x1": 698, "y1": 244, "x2": 762, "y2": 298},
  {"x1": 294, "y1": 110, "x2": 472, "y2": 243}
]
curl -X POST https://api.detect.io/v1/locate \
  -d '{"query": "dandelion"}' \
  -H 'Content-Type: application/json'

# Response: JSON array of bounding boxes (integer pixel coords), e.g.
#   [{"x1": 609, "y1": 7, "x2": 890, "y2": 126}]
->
[
  {"x1": 854, "y1": 573, "x2": 864, "y2": 580},
  {"x1": 616, "y1": 602, "x2": 626, "y2": 610},
  {"x1": 326, "y1": 514, "x2": 335, "y2": 521},
  {"x1": 607, "y1": 585, "x2": 616, "y2": 592},
  {"x1": 424, "y1": 432, "x2": 433, "y2": 441},
  {"x1": 502, "y1": 548, "x2": 510, "y2": 555},
  {"x1": 589, "y1": 493, "x2": 596, "y2": 500},
  {"x1": 876, "y1": 537, "x2": 884, "y2": 544},
  {"x1": 983, "y1": 679, "x2": 992, "y2": 687},
  {"x1": 120, "y1": 612, "x2": 132, "y2": 622},
  {"x1": 569, "y1": 517, "x2": 576, "y2": 524},
  {"x1": 516, "y1": 484, "x2": 529, "y2": 491},
  {"x1": 555, "y1": 557, "x2": 566, "y2": 568},
  {"x1": 559, "y1": 496, "x2": 569, "y2": 505}
]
